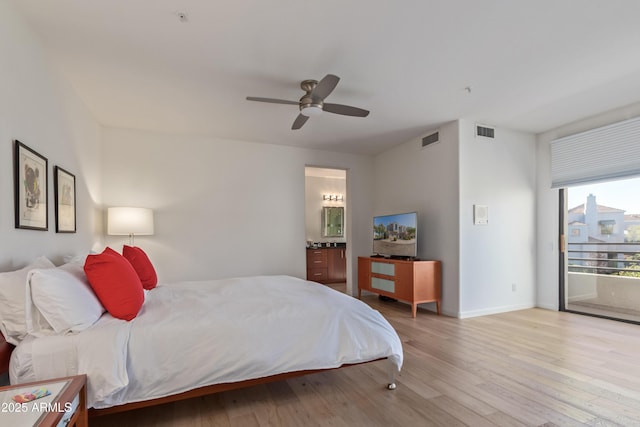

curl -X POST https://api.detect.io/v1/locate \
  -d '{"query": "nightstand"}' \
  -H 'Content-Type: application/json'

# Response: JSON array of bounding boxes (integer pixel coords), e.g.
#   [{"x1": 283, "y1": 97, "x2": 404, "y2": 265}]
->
[{"x1": 0, "y1": 374, "x2": 87, "y2": 426}]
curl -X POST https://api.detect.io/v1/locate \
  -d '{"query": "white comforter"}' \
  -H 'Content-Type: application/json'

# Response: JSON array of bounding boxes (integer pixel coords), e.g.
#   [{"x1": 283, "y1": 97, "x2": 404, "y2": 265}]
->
[{"x1": 10, "y1": 275, "x2": 403, "y2": 409}]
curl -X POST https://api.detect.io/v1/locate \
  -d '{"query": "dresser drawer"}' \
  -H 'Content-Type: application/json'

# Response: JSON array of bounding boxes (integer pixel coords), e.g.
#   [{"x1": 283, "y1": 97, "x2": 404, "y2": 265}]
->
[
  {"x1": 306, "y1": 249, "x2": 328, "y2": 267},
  {"x1": 307, "y1": 268, "x2": 328, "y2": 282},
  {"x1": 371, "y1": 276, "x2": 395, "y2": 293}
]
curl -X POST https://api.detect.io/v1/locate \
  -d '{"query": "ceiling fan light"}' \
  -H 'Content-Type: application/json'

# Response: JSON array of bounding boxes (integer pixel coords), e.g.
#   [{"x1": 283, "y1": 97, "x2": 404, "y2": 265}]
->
[{"x1": 300, "y1": 104, "x2": 323, "y2": 117}]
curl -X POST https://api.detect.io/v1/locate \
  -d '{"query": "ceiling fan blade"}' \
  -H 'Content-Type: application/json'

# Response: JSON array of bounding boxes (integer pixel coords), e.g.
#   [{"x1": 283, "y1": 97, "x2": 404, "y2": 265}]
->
[
  {"x1": 292, "y1": 114, "x2": 309, "y2": 130},
  {"x1": 246, "y1": 96, "x2": 298, "y2": 105},
  {"x1": 312, "y1": 74, "x2": 340, "y2": 100},
  {"x1": 323, "y1": 103, "x2": 370, "y2": 117}
]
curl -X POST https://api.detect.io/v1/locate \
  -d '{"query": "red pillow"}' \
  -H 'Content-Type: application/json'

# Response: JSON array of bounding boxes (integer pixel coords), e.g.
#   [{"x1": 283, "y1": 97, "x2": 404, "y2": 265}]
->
[
  {"x1": 84, "y1": 247, "x2": 144, "y2": 321},
  {"x1": 122, "y1": 245, "x2": 158, "y2": 290}
]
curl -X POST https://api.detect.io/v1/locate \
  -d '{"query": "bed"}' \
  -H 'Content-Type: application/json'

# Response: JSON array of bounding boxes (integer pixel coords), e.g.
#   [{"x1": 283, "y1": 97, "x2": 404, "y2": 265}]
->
[{"x1": 0, "y1": 257, "x2": 403, "y2": 416}]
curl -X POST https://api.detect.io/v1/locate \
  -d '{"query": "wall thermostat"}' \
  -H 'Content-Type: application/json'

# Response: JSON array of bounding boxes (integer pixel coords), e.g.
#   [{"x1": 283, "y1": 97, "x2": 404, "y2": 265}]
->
[{"x1": 474, "y1": 204, "x2": 488, "y2": 225}]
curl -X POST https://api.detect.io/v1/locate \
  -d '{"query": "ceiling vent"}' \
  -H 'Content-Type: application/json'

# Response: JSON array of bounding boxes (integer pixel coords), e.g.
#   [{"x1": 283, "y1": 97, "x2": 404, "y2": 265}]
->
[
  {"x1": 421, "y1": 131, "x2": 439, "y2": 148},
  {"x1": 476, "y1": 125, "x2": 495, "y2": 139}
]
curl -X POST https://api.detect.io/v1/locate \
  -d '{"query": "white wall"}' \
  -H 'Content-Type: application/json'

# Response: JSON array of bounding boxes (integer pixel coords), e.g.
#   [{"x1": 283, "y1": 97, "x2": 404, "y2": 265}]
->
[
  {"x1": 373, "y1": 119, "x2": 537, "y2": 318},
  {"x1": 101, "y1": 127, "x2": 374, "y2": 294},
  {"x1": 536, "y1": 100, "x2": 640, "y2": 310},
  {"x1": 373, "y1": 121, "x2": 460, "y2": 316},
  {"x1": 0, "y1": 2, "x2": 102, "y2": 270},
  {"x1": 458, "y1": 120, "x2": 537, "y2": 317}
]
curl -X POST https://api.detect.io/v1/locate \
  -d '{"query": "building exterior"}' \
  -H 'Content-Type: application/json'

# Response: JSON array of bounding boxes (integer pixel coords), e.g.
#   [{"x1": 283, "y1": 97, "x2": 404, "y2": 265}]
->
[
  {"x1": 568, "y1": 194, "x2": 626, "y2": 244},
  {"x1": 567, "y1": 194, "x2": 639, "y2": 272}
]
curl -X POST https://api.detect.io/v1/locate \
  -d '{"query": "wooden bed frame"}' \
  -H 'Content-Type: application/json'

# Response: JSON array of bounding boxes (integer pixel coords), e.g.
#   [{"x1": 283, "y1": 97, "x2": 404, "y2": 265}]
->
[{"x1": 0, "y1": 331, "x2": 395, "y2": 417}]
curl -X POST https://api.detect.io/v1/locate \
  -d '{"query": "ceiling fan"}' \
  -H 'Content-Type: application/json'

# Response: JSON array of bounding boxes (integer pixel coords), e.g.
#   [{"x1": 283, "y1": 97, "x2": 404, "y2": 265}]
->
[{"x1": 246, "y1": 74, "x2": 369, "y2": 130}]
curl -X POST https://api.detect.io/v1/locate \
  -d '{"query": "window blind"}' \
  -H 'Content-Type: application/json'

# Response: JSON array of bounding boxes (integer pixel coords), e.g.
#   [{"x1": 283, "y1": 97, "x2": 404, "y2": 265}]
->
[{"x1": 550, "y1": 116, "x2": 640, "y2": 188}]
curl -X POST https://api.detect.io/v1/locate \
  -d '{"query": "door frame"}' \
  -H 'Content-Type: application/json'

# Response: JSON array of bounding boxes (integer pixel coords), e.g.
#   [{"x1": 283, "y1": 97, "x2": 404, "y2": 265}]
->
[{"x1": 558, "y1": 188, "x2": 567, "y2": 311}]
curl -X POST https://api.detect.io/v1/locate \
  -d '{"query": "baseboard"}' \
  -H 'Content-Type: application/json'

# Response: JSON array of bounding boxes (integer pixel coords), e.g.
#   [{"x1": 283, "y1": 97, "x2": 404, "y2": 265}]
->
[
  {"x1": 535, "y1": 302, "x2": 559, "y2": 311},
  {"x1": 458, "y1": 302, "x2": 535, "y2": 319}
]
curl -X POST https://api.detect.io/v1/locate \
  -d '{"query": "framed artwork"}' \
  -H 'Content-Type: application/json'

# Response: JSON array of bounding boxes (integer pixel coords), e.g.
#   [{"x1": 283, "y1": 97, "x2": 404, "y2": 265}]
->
[
  {"x1": 14, "y1": 140, "x2": 48, "y2": 230},
  {"x1": 54, "y1": 166, "x2": 76, "y2": 233}
]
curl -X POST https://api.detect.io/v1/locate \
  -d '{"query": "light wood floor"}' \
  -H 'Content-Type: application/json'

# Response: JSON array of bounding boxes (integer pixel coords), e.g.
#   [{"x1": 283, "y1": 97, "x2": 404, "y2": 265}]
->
[{"x1": 91, "y1": 295, "x2": 640, "y2": 426}]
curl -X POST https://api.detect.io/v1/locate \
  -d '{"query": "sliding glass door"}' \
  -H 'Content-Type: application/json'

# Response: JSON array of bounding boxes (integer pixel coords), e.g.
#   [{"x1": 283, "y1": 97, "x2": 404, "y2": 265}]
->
[{"x1": 561, "y1": 177, "x2": 640, "y2": 323}]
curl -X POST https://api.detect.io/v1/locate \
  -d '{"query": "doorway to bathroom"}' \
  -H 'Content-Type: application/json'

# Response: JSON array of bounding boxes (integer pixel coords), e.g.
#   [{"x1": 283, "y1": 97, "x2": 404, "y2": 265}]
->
[{"x1": 304, "y1": 166, "x2": 348, "y2": 294}]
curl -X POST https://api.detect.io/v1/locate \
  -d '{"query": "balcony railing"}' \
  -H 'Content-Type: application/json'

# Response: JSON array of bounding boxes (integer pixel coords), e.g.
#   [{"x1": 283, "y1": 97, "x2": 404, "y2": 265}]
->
[{"x1": 568, "y1": 242, "x2": 640, "y2": 275}]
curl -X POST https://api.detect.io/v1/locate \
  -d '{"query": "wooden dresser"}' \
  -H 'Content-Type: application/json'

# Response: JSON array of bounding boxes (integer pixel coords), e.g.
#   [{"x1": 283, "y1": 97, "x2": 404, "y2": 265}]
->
[
  {"x1": 358, "y1": 256, "x2": 441, "y2": 317},
  {"x1": 306, "y1": 246, "x2": 346, "y2": 284}
]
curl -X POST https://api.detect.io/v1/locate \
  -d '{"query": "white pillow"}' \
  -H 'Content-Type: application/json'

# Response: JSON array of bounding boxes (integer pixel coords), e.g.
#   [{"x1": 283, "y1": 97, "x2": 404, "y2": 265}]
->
[
  {"x1": 0, "y1": 256, "x2": 54, "y2": 345},
  {"x1": 26, "y1": 262, "x2": 105, "y2": 336},
  {"x1": 62, "y1": 254, "x2": 87, "y2": 264}
]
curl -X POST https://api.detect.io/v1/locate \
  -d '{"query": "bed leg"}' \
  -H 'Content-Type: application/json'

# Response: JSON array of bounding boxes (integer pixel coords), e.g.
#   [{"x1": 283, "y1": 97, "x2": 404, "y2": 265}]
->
[{"x1": 387, "y1": 359, "x2": 397, "y2": 390}]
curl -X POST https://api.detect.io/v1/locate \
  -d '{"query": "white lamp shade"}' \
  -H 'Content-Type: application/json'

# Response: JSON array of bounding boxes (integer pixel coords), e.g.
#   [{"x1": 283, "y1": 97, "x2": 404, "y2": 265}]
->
[
  {"x1": 300, "y1": 104, "x2": 323, "y2": 117},
  {"x1": 107, "y1": 207, "x2": 154, "y2": 236}
]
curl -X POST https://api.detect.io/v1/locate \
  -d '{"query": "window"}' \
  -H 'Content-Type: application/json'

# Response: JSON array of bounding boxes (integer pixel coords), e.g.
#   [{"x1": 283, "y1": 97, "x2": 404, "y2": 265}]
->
[
  {"x1": 599, "y1": 220, "x2": 615, "y2": 235},
  {"x1": 571, "y1": 228, "x2": 581, "y2": 236}
]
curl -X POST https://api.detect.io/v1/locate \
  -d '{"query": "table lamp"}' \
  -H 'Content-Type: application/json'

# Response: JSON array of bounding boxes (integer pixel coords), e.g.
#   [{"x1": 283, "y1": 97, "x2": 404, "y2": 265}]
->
[{"x1": 107, "y1": 207, "x2": 154, "y2": 246}]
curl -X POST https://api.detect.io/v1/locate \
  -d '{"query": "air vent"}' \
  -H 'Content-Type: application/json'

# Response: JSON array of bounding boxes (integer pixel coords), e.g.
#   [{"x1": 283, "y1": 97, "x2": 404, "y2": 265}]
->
[
  {"x1": 421, "y1": 131, "x2": 439, "y2": 148},
  {"x1": 476, "y1": 125, "x2": 495, "y2": 139}
]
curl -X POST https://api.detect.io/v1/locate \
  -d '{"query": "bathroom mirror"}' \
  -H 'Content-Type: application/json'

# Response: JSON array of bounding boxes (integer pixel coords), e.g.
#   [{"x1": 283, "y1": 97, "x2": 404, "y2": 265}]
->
[{"x1": 322, "y1": 206, "x2": 344, "y2": 238}]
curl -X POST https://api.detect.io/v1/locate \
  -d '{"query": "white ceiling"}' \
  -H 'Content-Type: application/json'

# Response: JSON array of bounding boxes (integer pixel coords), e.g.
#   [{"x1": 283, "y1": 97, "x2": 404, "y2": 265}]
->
[{"x1": 11, "y1": 1, "x2": 640, "y2": 155}]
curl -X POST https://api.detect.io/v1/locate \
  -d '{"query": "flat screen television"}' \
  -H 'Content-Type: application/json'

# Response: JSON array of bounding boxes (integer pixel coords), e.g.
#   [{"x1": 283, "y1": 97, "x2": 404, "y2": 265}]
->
[{"x1": 372, "y1": 211, "x2": 417, "y2": 259}]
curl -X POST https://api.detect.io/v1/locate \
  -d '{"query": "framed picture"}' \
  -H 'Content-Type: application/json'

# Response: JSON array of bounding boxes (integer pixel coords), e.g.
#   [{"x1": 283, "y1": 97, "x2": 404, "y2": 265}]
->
[
  {"x1": 54, "y1": 166, "x2": 76, "y2": 233},
  {"x1": 14, "y1": 140, "x2": 48, "y2": 230}
]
